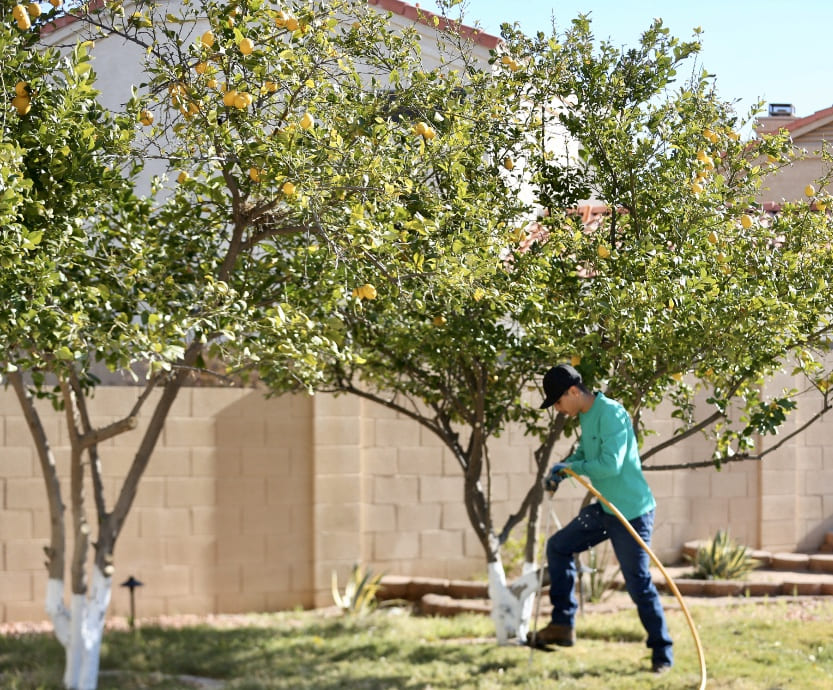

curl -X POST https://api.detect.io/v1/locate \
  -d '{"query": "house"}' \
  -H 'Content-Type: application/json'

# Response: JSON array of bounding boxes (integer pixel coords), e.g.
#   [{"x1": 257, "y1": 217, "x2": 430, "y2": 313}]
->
[{"x1": 756, "y1": 102, "x2": 833, "y2": 202}]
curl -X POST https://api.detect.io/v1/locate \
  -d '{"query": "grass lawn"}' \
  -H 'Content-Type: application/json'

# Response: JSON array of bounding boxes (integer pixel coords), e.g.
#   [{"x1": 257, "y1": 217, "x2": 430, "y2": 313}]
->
[{"x1": 2, "y1": 597, "x2": 832, "y2": 689}]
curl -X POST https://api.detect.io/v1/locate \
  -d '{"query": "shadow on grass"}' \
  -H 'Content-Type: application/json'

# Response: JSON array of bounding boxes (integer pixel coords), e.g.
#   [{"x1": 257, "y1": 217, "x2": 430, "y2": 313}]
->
[{"x1": 0, "y1": 615, "x2": 668, "y2": 689}]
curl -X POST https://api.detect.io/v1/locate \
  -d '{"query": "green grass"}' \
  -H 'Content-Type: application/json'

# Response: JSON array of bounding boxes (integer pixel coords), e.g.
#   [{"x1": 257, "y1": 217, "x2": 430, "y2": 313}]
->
[{"x1": 2, "y1": 598, "x2": 833, "y2": 689}]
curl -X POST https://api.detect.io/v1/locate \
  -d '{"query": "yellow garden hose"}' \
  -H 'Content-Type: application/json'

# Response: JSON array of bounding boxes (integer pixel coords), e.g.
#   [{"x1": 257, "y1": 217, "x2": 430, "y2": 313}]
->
[{"x1": 563, "y1": 467, "x2": 707, "y2": 690}]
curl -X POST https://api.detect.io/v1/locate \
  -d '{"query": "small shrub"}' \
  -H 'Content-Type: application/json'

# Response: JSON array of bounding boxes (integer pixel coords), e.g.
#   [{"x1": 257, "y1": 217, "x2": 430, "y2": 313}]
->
[
  {"x1": 685, "y1": 529, "x2": 761, "y2": 580},
  {"x1": 331, "y1": 563, "x2": 384, "y2": 616}
]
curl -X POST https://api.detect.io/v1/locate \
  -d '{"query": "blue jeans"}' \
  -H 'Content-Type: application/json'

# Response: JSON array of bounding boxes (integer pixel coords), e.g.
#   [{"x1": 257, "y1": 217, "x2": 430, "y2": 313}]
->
[{"x1": 546, "y1": 503, "x2": 673, "y2": 667}]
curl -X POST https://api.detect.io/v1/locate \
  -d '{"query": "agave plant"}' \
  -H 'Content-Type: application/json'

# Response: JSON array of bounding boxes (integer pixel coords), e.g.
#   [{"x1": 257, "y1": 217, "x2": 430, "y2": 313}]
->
[
  {"x1": 686, "y1": 530, "x2": 762, "y2": 580},
  {"x1": 331, "y1": 563, "x2": 384, "y2": 616}
]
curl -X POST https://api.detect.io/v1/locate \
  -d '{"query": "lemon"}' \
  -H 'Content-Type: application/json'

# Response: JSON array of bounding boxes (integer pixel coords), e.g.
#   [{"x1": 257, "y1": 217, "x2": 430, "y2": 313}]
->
[{"x1": 239, "y1": 37, "x2": 254, "y2": 55}]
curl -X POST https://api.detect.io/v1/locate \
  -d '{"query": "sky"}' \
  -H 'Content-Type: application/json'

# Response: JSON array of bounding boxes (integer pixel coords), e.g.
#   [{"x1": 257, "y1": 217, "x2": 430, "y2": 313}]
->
[{"x1": 415, "y1": 0, "x2": 833, "y2": 123}]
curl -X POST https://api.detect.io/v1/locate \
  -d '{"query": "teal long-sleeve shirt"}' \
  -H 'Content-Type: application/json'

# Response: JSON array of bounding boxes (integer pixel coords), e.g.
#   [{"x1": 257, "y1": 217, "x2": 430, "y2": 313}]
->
[{"x1": 565, "y1": 392, "x2": 656, "y2": 521}]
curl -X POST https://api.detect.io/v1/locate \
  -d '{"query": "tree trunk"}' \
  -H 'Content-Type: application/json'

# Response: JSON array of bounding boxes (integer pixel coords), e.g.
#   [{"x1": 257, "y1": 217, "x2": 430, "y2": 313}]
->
[{"x1": 61, "y1": 566, "x2": 112, "y2": 690}]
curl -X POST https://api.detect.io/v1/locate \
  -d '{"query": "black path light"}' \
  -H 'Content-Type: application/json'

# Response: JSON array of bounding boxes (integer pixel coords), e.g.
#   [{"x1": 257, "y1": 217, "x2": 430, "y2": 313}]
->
[{"x1": 120, "y1": 575, "x2": 143, "y2": 630}]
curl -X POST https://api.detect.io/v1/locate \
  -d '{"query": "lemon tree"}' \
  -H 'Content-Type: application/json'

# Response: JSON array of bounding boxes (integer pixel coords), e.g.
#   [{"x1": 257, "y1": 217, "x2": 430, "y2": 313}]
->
[
  {"x1": 4, "y1": 0, "x2": 544, "y2": 685},
  {"x1": 307, "y1": 8, "x2": 833, "y2": 642},
  {"x1": 514, "y1": 16, "x2": 833, "y2": 470}
]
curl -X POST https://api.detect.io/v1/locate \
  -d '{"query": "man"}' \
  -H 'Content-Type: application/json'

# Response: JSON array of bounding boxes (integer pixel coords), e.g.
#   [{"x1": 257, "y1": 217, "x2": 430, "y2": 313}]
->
[{"x1": 531, "y1": 363, "x2": 673, "y2": 674}]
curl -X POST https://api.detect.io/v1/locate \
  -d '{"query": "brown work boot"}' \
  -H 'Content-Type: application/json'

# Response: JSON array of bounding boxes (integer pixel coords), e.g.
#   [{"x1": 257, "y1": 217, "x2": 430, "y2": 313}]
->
[{"x1": 529, "y1": 622, "x2": 575, "y2": 647}]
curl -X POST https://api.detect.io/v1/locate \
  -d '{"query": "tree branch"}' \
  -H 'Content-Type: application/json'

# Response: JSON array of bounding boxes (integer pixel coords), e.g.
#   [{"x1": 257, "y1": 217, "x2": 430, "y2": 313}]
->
[{"x1": 646, "y1": 397, "x2": 832, "y2": 471}]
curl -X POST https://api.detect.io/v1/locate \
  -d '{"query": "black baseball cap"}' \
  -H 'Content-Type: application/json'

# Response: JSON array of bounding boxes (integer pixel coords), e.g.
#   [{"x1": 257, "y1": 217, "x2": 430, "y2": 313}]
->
[{"x1": 540, "y1": 364, "x2": 582, "y2": 409}]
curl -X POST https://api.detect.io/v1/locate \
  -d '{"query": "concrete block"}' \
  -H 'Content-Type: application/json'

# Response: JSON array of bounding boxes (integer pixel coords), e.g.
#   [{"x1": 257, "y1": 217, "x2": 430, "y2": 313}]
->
[
  {"x1": 265, "y1": 532, "x2": 313, "y2": 564},
  {"x1": 363, "y1": 447, "x2": 396, "y2": 476},
  {"x1": 138, "y1": 508, "x2": 191, "y2": 538},
  {"x1": 216, "y1": 416, "x2": 265, "y2": 448},
  {"x1": 673, "y1": 470, "x2": 710, "y2": 498},
  {"x1": 464, "y1": 531, "x2": 485, "y2": 558},
  {"x1": 5, "y1": 540, "x2": 46, "y2": 569},
  {"x1": 165, "y1": 595, "x2": 218, "y2": 616},
  {"x1": 150, "y1": 565, "x2": 192, "y2": 596},
  {"x1": 165, "y1": 478, "x2": 216, "y2": 508},
  {"x1": 761, "y1": 469, "x2": 797, "y2": 495},
  {"x1": 1, "y1": 447, "x2": 34, "y2": 477},
  {"x1": 710, "y1": 470, "x2": 749, "y2": 498},
  {"x1": 364, "y1": 504, "x2": 396, "y2": 531},
  {"x1": 5, "y1": 416, "x2": 59, "y2": 448},
  {"x1": 657, "y1": 497, "x2": 690, "y2": 523},
  {"x1": 265, "y1": 476, "x2": 310, "y2": 509},
  {"x1": 645, "y1": 470, "x2": 673, "y2": 498},
  {"x1": 164, "y1": 536, "x2": 217, "y2": 566},
  {"x1": 418, "y1": 475, "x2": 462, "y2": 504},
  {"x1": 192, "y1": 448, "x2": 240, "y2": 477},
  {"x1": 244, "y1": 503, "x2": 291, "y2": 535},
  {"x1": 146, "y1": 447, "x2": 191, "y2": 476},
  {"x1": 807, "y1": 471, "x2": 833, "y2": 496},
  {"x1": 0, "y1": 571, "x2": 32, "y2": 601},
  {"x1": 761, "y1": 495, "x2": 797, "y2": 517},
  {"x1": 0, "y1": 390, "x2": 25, "y2": 415},
  {"x1": 760, "y1": 521, "x2": 798, "y2": 551},
  {"x1": 314, "y1": 503, "x2": 360, "y2": 532},
  {"x1": 313, "y1": 417, "x2": 361, "y2": 447},
  {"x1": 290, "y1": 559, "x2": 313, "y2": 594},
  {"x1": 217, "y1": 533, "x2": 266, "y2": 564},
  {"x1": 312, "y1": 393, "x2": 358, "y2": 417},
  {"x1": 728, "y1": 496, "x2": 758, "y2": 525},
  {"x1": 191, "y1": 505, "x2": 241, "y2": 536},
  {"x1": 316, "y1": 531, "x2": 363, "y2": 561},
  {"x1": 190, "y1": 388, "x2": 247, "y2": 418},
  {"x1": 397, "y1": 446, "x2": 444, "y2": 475},
  {"x1": 442, "y1": 449, "x2": 464, "y2": 476},
  {"x1": 191, "y1": 563, "x2": 241, "y2": 594},
  {"x1": 218, "y1": 478, "x2": 267, "y2": 507},
  {"x1": 267, "y1": 589, "x2": 308, "y2": 610},
  {"x1": 241, "y1": 563, "x2": 292, "y2": 594},
  {"x1": 371, "y1": 476, "x2": 418, "y2": 505},
  {"x1": 217, "y1": 591, "x2": 266, "y2": 614},
  {"x1": 163, "y1": 418, "x2": 216, "y2": 448},
  {"x1": 97, "y1": 447, "x2": 136, "y2": 478},
  {"x1": 420, "y1": 530, "x2": 463, "y2": 559},
  {"x1": 419, "y1": 425, "x2": 445, "y2": 447},
  {"x1": 373, "y1": 532, "x2": 419, "y2": 560},
  {"x1": 797, "y1": 496, "x2": 823, "y2": 520},
  {"x1": 396, "y1": 503, "x2": 441, "y2": 532},
  {"x1": 133, "y1": 477, "x2": 166, "y2": 508},
  {"x1": 0, "y1": 511, "x2": 32, "y2": 540},
  {"x1": 3, "y1": 601, "x2": 44, "y2": 623},
  {"x1": 289, "y1": 504, "x2": 313, "y2": 538},
  {"x1": 373, "y1": 418, "x2": 420, "y2": 447},
  {"x1": 4, "y1": 479, "x2": 47, "y2": 511},
  {"x1": 441, "y1": 502, "x2": 471, "y2": 530},
  {"x1": 314, "y1": 446, "x2": 360, "y2": 475},
  {"x1": 264, "y1": 419, "x2": 311, "y2": 449},
  {"x1": 798, "y1": 446, "x2": 823, "y2": 470}
]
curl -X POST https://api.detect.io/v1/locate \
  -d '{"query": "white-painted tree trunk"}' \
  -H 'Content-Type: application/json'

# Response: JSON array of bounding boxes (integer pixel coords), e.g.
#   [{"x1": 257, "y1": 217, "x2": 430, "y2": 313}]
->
[
  {"x1": 487, "y1": 560, "x2": 542, "y2": 645},
  {"x1": 46, "y1": 568, "x2": 113, "y2": 690}
]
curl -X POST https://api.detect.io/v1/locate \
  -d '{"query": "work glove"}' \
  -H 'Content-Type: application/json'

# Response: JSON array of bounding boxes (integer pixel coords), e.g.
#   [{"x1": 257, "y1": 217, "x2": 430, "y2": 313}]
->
[{"x1": 544, "y1": 463, "x2": 569, "y2": 492}]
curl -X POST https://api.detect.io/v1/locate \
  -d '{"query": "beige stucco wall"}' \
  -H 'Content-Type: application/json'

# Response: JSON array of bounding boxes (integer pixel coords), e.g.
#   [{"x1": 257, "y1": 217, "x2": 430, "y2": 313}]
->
[{"x1": 3, "y1": 374, "x2": 832, "y2": 623}]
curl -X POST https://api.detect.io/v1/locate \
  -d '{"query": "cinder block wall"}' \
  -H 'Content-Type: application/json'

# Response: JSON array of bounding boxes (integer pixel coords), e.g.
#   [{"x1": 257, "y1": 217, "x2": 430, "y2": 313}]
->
[
  {"x1": 0, "y1": 387, "x2": 314, "y2": 623},
  {"x1": 2, "y1": 380, "x2": 832, "y2": 623}
]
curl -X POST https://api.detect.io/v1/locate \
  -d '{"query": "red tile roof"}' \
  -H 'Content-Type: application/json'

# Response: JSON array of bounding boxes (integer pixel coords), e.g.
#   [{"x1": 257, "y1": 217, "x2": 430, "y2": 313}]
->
[
  {"x1": 41, "y1": 0, "x2": 502, "y2": 49},
  {"x1": 782, "y1": 105, "x2": 833, "y2": 139},
  {"x1": 367, "y1": 0, "x2": 501, "y2": 49}
]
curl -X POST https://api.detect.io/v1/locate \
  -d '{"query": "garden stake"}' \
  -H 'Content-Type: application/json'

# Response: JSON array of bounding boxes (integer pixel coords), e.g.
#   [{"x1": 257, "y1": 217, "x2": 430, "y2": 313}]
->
[
  {"x1": 563, "y1": 467, "x2": 707, "y2": 689},
  {"x1": 528, "y1": 484, "x2": 558, "y2": 665}
]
